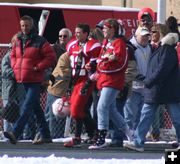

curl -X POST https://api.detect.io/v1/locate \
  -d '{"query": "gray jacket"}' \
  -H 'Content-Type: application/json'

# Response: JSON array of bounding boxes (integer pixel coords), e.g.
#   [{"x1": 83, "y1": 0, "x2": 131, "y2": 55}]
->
[{"x1": 1, "y1": 51, "x2": 16, "y2": 100}]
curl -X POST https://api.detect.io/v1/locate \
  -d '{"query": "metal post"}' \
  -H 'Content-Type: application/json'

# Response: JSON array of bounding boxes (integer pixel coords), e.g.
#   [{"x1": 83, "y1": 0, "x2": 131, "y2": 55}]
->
[
  {"x1": 126, "y1": 0, "x2": 133, "y2": 7},
  {"x1": 157, "y1": 0, "x2": 166, "y2": 23},
  {"x1": 119, "y1": 0, "x2": 125, "y2": 7}
]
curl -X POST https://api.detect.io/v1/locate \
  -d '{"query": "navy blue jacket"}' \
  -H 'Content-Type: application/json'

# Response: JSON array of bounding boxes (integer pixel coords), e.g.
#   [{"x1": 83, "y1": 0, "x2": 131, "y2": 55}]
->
[{"x1": 144, "y1": 33, "x2": 180, "y2": 104}]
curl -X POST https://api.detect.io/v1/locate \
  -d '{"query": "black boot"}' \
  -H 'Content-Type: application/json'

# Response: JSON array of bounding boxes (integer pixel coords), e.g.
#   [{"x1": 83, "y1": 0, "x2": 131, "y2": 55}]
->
[{"x1": 89, "y1": 130, "x2": 107, "y2": 149}]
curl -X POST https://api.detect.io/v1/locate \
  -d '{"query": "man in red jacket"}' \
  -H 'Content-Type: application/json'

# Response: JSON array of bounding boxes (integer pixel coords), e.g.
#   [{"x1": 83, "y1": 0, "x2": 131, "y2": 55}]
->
[{"x1": 3, "y1": 15, "x2": 56, "y2": 144}]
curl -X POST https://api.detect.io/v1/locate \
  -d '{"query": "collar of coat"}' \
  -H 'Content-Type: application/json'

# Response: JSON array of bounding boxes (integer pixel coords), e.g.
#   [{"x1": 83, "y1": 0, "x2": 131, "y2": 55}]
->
[{"x1": 161, "y1": 32, "x2": 179, "y2": 46}]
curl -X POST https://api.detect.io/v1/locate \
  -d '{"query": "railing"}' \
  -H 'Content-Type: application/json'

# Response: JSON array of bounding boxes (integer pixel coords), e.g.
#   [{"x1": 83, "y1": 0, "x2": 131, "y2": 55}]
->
[{"x1": 0, "y1": 44, "x2": 176, "y2": 142}]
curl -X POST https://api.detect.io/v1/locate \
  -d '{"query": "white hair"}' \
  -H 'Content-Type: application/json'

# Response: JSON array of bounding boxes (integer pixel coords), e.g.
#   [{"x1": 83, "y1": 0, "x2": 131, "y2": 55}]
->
[{"x1": 59, "y1": 28, "x2": 72, "y2": 39}]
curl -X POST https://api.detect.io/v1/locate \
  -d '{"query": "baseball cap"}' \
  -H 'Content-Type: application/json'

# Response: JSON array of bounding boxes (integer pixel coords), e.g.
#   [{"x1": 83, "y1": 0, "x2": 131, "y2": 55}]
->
[
  {"x1": 138, "y1": 7, "x2": 155, "y2": 21},
  {"x1": 135, "y1": 27, "x2": 150, "y2": 36},
  {"x1": 140, "y1": 27, "x2": 150, "y2": 36}
]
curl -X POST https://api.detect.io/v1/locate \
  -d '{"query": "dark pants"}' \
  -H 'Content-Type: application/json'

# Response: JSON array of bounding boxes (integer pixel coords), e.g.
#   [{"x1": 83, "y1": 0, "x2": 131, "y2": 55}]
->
[{"x1": 12, "y1": 83, "x2": 51, "y2": 139}]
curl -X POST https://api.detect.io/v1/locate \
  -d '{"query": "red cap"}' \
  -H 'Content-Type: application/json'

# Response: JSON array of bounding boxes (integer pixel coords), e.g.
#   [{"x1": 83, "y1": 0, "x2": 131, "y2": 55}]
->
[{"x1": 138, "y1": 7, "x2": 155, "y2": 21}]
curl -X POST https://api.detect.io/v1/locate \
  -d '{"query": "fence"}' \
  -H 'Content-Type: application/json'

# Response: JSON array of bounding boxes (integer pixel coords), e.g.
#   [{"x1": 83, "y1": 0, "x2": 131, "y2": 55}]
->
[{"x1": 0, "y1": 44, "x2": 177, "y2": 142}]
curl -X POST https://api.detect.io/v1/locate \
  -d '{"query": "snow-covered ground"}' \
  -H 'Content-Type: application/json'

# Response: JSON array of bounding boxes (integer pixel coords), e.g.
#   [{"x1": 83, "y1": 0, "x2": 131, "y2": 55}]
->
[{"x1": 0, "y1": 154, "x2": 165, "y2": 164}]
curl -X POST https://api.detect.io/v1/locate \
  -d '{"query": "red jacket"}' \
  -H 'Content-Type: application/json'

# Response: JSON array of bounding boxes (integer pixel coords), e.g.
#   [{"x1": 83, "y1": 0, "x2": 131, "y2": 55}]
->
[
  {"x1": 11, "y1": 33, "x2": 56, "y2": 83},
  {"x1": 97, "y1": 38, "x2": 128, "y2": 90}
]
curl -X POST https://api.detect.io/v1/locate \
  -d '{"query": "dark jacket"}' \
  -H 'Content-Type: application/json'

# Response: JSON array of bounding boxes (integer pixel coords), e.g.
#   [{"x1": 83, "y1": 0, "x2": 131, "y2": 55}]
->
[
  {"x1": 144, "y1": 33, "x2": 180, "y2": 104},
  {"x1": 1, "y1": 51, "x2": 25, "y2": 104},
  {"x1": 1, "y1": 51, "x2": 16, "y2": 100},
  {"x1": 10, "y1": 31, "x2": 56, "y2": 83}
]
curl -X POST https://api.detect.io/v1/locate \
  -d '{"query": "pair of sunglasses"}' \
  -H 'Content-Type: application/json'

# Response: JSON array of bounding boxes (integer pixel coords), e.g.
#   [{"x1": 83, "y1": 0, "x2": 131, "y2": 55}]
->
[
  {"x1": 140, "y1": 18, "x2": 152, "y2": 24},
  {"x1": 59, "y1": 35, "x2": 68, "y2": 38}
]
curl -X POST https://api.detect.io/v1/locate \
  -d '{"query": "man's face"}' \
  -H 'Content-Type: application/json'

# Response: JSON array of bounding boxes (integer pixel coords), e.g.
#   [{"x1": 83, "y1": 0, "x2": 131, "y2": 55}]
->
[
  {"x1": 59, "y1": 30, "x2": 70, "y2": 45},
  {"x1": 75, "y1": 27, "x2": 87, "y2": 42},
  {"x1": 139, "y1": 15, "x2": 153, "y2": 30},
  {"x1": 20, "y1": 20, "x2": 33, "y2": 35},
  {"x1": 136, "y1": 34, "x2": 150, "y2": 47}
]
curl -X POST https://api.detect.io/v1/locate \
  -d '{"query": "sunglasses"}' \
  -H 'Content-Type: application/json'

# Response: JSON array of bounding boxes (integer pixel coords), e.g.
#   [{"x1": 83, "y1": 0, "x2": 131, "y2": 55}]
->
[
  {"x1": 59, "y1": 35, "x2": 68, "y2": 38},
  {"x1": 151, "y1": 30, "x2": 158, "y2": 33},
  {"x1": 140, "y1": 19, "x2": 152, "y2": 24}
]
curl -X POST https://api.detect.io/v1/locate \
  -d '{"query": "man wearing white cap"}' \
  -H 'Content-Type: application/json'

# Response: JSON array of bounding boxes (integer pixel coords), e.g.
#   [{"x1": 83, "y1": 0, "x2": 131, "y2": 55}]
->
[{"x1": 123, "y1": 27, "x2": 152, "y2": 136}]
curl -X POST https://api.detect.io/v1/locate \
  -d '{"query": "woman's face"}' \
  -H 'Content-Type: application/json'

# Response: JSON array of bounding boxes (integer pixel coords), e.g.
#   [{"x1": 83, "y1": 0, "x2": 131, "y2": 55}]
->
[
  {"x1": 151, "y1": 31, "x2": 160, "y2": 43},
  {"x1": 102, "y1": 25, "x2": 114, "y2": 39}
]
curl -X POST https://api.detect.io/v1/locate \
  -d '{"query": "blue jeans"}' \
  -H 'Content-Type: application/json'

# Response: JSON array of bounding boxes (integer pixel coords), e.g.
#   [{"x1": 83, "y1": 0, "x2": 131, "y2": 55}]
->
[
  {"x1": 109, "y1": 99, "x2": 126, "y2": 144},
  {"x1": 134, "y1": 103, "x2": 180, "y2": 147},
  {"x1": 97, "y1": 87, "x2": 127, "y2": 131},
  {"x1": 12, "y1": 83, "x2": 51, "y2": 139},
  {"x1": 45, "y1": 93, "x2": 65, "y2": 138},
  {"x1": 123, "y1": 91, "x2": 144, "y2": 130}
]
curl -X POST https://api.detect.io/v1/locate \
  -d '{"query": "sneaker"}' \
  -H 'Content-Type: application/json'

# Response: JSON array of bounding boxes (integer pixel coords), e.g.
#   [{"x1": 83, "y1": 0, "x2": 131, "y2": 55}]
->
[
  {"x1": 172, "y1": 142, "x2": 179, "y2": 148},
  {"x1": 64, "y1": 137, "x2": 81, "y2": 147},
  {"x1": 88, "y1": 130, "x2": 107, "y2": 149},
  {"x1": 89, "y1": 142, "x2": 108, "y2": 149},
  {"x1": 124, "y1": 142, "x2": 144, "y2": 152},
  {"x1": 32, "y1": 137, "x2": 52, "y2": 145},
  {"x1": 3, "y1": 131, "x2": 17, "y2": 144}
]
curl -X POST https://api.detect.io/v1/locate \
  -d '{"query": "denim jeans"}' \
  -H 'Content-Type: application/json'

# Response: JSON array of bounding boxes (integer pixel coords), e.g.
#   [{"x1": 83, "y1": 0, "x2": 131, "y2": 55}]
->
[
  {"x1": 134, "y1": 103, "x2": 180, "y2": 147},
  {"x1": 46, "y1": 93, "x2": 65, "y2": 138},
  {"x1": 97, "y1": 87, "x2": 127, "y2": 131},
  {"x1": 123, "y1": 91, "x2": 144, "y2": 130},
  {"x1": 109, "y1": 99, "x2": 126, "y2": 144},
  {"x1": 12, "y1": 83, "x2": 51, "y2": 139}
]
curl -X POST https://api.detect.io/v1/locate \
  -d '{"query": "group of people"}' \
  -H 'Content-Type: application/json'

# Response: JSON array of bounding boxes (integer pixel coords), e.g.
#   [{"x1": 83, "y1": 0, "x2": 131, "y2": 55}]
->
[{"x1": 1, "y1": 7, "x2": 180, "y2": 152}]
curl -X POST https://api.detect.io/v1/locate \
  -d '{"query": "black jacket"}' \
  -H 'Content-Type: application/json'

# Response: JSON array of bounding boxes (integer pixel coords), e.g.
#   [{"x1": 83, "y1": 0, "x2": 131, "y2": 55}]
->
[{"x1": 144, "y1": 33, "x2": 180, "y2": 104}]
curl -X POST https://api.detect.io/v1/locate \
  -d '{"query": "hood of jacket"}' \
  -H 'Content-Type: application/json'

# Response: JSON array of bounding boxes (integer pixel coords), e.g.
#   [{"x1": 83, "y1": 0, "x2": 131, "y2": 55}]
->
[{"x1": 161, "y1": 32, "x2": 179, "y2": 46}]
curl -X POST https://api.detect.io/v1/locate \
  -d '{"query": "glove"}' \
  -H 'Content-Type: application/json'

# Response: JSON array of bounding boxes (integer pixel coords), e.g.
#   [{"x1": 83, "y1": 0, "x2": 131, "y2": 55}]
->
[
  {"x1": 49, "y1": 74, "x2": 55, "y2": 86},
  {"x1": 135, "y1": 74, "x2": 145, "y2": 81}
]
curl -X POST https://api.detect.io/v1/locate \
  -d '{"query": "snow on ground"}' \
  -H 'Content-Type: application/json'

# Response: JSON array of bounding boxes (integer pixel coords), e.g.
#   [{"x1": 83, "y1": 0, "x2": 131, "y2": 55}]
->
[{"x1": 0, "y1": 154, "x2": 165, "y2": 164}]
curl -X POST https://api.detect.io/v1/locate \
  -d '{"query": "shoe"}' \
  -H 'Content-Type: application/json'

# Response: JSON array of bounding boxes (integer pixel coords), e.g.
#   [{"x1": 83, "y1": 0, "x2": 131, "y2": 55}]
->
[
  {"x1": 172, "y1": 142, "x2": 179, "y2": 148},
  {"x1": 88, "y1": 130, "x2": 107, "y2": 149},
  {"x1": 123, "y1": 142, "x2": 144, "y2": 152},
  {"x1": 89, "y1": 142, "x2": 108, "y2": 149},
  {"x1": 125, "y1": 128, "x2": 134, "y2": 142},
  {"x1": 32, "y1": 137, "x2": 52, "y2": 145},
  {"x1": 64, "y1": 137, "x2": 81, "y2": 147},
  {"x1": 3, "y1": 131, "x2": 17, "y2": 144}
]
